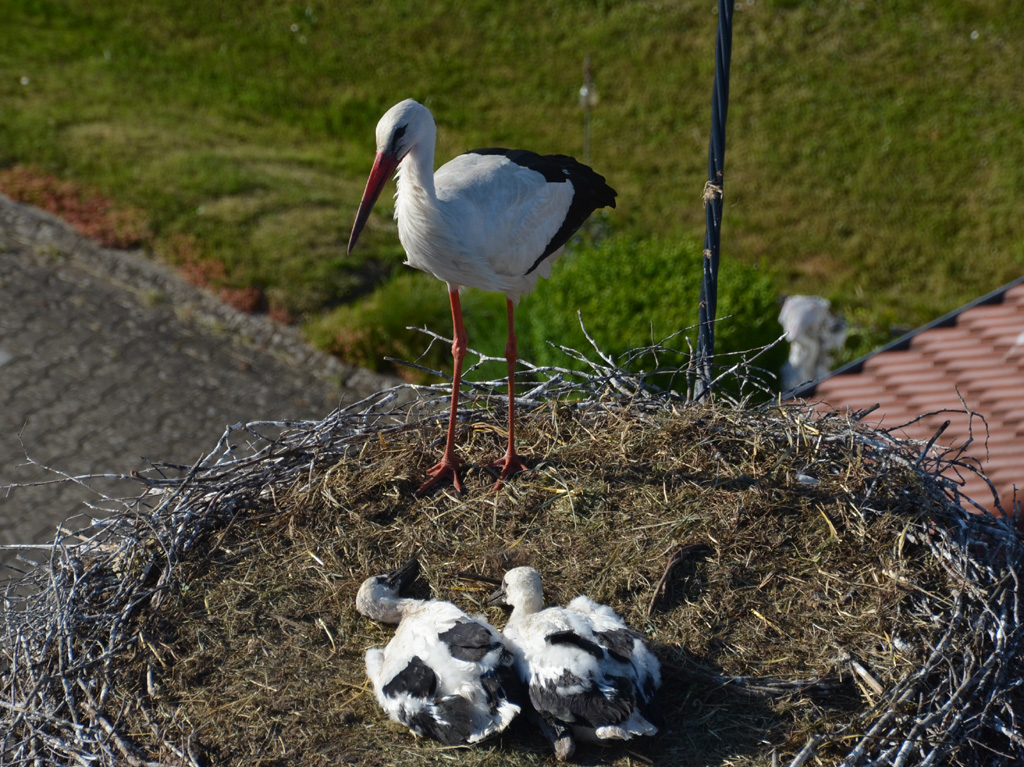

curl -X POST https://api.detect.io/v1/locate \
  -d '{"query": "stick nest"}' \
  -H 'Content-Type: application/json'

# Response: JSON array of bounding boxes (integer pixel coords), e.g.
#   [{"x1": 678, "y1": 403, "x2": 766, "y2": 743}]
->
[{"x1": 2, "y1": 352, "x2": 1022, "y2": 767}]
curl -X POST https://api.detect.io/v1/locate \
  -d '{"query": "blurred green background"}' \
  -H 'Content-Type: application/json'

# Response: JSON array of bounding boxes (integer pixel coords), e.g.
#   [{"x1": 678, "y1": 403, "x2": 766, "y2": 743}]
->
[{"x1": 2, "y1": 0, "x2": 1022, "y2": 386}]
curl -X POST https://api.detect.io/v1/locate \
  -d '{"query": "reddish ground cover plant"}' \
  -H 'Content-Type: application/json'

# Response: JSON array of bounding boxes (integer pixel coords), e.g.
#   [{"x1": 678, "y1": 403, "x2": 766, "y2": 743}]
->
[{"x1": 0, "y1": 165, "x2": 150, "y2": 250}]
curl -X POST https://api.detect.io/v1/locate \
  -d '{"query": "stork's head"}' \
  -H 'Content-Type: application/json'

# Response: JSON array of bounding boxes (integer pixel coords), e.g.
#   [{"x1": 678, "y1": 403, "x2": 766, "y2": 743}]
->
[
  {"x1": 487, "y1": 566, "x2": 545, "y2": 617},
  {"x1": 375, "y1": 98, "x2": 434, "y2": 159},
  {"x1": 348, "y1": 99, "x2": 436, "y2": 254},
  {"x1": 354, "y1": 557, "x2": 421, "y2": 624}
]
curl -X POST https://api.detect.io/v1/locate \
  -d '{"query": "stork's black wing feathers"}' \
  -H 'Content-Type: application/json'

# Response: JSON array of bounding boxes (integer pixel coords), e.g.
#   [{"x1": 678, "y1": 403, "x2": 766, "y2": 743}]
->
[
  {"x1": 438, "y1": 619, "x2": 498, "y2": 663},
  {"x1": 530, "y1": 668, "x2": 635, "y2": 728},
  {"x1": 546, "y1": 629, "x2": 605, "y2": 659},
  {"x1": 384, "y1": 653, "x2": 511, "y2": 745},
  {"x1": 468, "y1": 148, "x2": 617, "y2": 275},
  {"x1": 402, "y1": 694, "x2": 475, "y2": 745},
  {"x1": 382, "y1": 655, "x2": 437, "y2": 699},
  {"x1": 593, "y1": 628, "x2": 637, "y2": 665}
]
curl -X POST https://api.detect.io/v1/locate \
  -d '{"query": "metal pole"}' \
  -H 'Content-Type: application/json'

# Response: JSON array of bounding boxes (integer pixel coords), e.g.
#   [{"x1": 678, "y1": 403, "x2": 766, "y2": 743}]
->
[{"x1": 695, "y1": 0, "x2": 735, "y2": 400}]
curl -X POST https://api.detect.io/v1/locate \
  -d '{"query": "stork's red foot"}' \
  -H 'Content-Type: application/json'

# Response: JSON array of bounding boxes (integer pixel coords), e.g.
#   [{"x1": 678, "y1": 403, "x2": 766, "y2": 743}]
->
[
  {"x1": 487, "y1": 451, "x2": 530, "y2": 491},
  {"x1": 417, "y1": 456, "x2": 464, "y2": 495}
]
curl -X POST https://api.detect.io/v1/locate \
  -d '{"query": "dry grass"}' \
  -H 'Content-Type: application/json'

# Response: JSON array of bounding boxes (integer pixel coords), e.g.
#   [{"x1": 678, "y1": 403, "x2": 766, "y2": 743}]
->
[{"x1": 2, "y1": 364, "x2": 1022, "y2": 766}]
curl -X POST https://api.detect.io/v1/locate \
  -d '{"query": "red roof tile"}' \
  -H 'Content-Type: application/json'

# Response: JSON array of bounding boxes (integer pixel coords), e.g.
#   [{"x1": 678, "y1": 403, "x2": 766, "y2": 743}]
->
[{"x1": 793, "y1": 276, "x2": 1024, "y2": 517}]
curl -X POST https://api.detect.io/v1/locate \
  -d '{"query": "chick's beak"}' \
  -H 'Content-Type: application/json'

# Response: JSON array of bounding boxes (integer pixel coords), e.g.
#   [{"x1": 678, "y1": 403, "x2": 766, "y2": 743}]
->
[
  {"x1": 485, "y1": 585, "x2": 508, "y2": 607},
  {"x1": 385, "y1": 557, "x2": 420, "y2": 592}
]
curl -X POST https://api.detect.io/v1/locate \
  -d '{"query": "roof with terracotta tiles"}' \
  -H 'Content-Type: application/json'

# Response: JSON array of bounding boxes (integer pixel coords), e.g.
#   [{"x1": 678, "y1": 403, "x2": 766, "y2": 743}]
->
[{"x1": 791, "y1": 276, "x2": 1024, "y2": 517}]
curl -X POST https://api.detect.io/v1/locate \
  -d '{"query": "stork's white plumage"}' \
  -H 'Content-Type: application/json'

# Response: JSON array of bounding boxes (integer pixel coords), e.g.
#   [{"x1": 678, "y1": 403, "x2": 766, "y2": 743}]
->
[
  {"x1": 348, "y1": 99, "x2": 617, "y2": 493},
  {"x1": 489, "y1": 567, "x2": 661, "y2": 761},
  {"x1": 356, "y1": 559, "x2": 521, "y2": 745}
]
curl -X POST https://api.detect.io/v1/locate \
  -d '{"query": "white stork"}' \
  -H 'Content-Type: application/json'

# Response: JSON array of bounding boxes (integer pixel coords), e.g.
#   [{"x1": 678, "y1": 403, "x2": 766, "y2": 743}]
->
[
  {"x1": 488, "y1": 566, "x2": 661, "y2": 760},
  {"x1": 355, "y1": 559, "x2": 522, "y2": 745},
  {"x1": 347, "y1": 98, "x2": 617, "y2": 493}
]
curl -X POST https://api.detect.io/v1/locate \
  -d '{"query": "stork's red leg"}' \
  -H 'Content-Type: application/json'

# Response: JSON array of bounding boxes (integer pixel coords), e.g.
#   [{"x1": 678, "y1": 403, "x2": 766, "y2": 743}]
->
[
  {"x1": 418, "y1": 289, "x2": 466, "y2": 494},
  {"x1": 488, "y1": 298, "x2": 530, "y2": 489}
]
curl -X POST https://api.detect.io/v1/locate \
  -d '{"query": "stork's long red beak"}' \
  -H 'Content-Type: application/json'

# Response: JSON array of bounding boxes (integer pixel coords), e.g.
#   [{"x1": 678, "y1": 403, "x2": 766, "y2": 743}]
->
[{"x1": 347, "y1": 150, "x2": 401, "y2": 254}]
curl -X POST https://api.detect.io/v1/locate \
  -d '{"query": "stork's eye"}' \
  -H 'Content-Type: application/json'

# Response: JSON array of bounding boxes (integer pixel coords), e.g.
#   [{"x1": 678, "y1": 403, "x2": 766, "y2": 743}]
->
[{"x1": 389, "y1": 124, "x2": 408, "y2": 153}]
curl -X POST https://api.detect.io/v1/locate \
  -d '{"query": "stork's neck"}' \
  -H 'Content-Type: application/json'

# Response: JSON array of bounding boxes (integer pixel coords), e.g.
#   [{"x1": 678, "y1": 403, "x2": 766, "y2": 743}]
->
[
  {"x1": 355, "y1": 586, "x2": 419, "y2": 625},
  {"x1": 395, "y1": 141, "x2": 437, "y2": 202},
  {"x1": 506, "y1": 592, "x2": 545, "y2": 625}
]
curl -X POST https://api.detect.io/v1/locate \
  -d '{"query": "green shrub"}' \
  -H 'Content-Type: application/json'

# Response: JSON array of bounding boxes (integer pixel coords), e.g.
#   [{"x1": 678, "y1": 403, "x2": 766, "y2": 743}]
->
[{"x1": 519, "y1": 236, "x2": 783, "y2": 385}]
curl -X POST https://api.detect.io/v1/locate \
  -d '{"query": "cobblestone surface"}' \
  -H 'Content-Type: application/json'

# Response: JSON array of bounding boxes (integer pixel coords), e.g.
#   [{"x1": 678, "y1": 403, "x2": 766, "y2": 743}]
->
[{"x1": 0, "y1": 194, "x2": 393, "y2": 571}]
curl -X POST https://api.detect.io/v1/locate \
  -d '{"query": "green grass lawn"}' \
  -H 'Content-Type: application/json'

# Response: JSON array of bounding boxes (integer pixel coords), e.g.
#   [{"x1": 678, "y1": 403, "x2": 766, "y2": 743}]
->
[{"x1": 2, "y1": 0, "x2": 1022, "y2": 380}]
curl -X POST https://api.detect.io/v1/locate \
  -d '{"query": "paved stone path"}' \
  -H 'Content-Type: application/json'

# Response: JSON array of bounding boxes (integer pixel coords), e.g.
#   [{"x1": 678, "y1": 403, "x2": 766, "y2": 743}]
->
[{"x1": 0, "y1": 195, "x2": 393, "y2": 571}]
